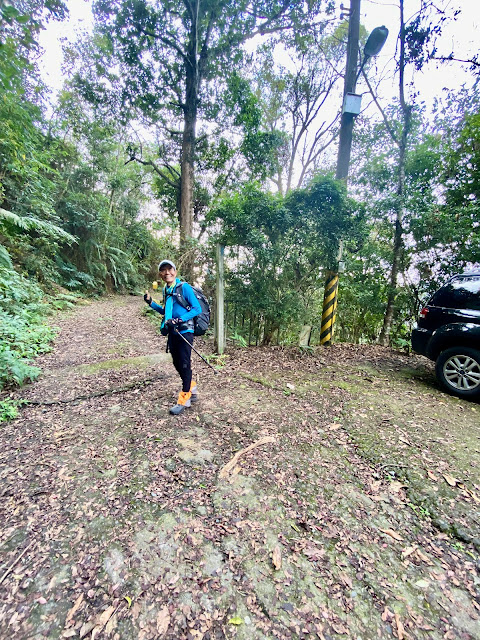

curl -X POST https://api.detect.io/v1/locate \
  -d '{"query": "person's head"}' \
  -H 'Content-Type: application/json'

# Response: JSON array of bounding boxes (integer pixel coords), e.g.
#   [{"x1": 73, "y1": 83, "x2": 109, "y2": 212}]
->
[{"x1": 158, "y1": 259, "x2": 177, "y2": 285}]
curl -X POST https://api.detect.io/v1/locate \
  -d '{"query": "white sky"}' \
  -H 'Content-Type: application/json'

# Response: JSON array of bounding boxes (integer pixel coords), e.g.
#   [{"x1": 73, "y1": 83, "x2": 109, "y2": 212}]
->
[{"x1": 38, "y1": 0, "x2": 478, "y2": 108}]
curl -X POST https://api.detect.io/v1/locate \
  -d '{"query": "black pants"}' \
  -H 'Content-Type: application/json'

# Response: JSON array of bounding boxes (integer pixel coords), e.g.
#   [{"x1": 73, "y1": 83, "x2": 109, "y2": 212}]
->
[{"x1": 168, "y1": 331, "x2": 193, "y2": 392}]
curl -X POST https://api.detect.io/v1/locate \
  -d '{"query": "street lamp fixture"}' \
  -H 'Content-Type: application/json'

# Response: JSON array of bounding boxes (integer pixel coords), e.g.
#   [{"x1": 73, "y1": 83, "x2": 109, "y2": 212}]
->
[
  {"x1": 356, "y1": 25, "x2": 389, "y2": 82},
  {"x1": 345, "y1": 25, "x2": 389, "y2": 115}
]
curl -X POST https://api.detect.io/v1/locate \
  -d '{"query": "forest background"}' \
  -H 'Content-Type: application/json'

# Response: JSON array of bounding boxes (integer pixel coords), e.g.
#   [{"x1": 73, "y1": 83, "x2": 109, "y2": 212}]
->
[{"x1": 1, "y1": 0, "x2": 479, "y2": 415}]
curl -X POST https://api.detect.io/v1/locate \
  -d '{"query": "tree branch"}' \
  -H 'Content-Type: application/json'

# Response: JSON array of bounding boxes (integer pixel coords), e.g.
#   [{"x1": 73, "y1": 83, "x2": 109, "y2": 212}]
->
[
  {"x1": 361, "y1": 70, "x2": 399, "y2": 145},
  {"x1": 126, "y1": 156, "x2": 179, "y2": 189},
  {"x1": 431, "y1": 55, "x2": 480, "y2": 68},
  {"x1": 135, "y1": 24, "x2": 187, "y2": 62}
]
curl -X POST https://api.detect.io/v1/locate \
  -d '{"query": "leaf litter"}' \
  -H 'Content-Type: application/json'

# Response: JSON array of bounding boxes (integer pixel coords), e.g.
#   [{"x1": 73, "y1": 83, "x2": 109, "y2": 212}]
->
[{"x1": 0, "y1": 296, "x2": 478, "y2": 639}]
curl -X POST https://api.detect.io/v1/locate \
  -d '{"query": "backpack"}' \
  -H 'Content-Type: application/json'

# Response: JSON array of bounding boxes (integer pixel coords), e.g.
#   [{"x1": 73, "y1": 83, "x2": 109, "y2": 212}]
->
[{"x1": 166, "y1": 282, "x2": 211, "y2": 336}]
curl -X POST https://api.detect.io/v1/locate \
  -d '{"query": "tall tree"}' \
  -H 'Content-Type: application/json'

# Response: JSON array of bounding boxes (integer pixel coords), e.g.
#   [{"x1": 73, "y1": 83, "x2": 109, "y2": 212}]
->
[
  {"x1": 358, "y1": 0, "x2": 457, "y2": 344},
  {"x1": 253, "y1": 22, "x2": 349, "y2": 194},
  {"x1": 89, "y1": 0, "x2": 330, "y2": 279},
  {"x1": 376, "y1": 0, "x2": 411, "y2": 345}
]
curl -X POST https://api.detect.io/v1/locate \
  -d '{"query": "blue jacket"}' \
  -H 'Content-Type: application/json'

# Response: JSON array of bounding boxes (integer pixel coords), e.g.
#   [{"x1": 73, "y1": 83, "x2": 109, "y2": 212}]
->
[{"x1": 150, "y1": 280, "x2": 201, "y2": 334}]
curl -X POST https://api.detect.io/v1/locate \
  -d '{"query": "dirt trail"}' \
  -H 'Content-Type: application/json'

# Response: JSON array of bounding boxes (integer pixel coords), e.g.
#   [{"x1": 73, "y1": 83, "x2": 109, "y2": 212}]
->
[{"x1": 0, "y1": 296, "x2": 479, "y2": 640}]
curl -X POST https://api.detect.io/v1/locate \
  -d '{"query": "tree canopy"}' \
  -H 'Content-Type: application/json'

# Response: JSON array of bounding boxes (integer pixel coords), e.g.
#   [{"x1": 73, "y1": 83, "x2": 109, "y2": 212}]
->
[{"x1": 1, "y1": 0, "x2": 479, "y2": 392}]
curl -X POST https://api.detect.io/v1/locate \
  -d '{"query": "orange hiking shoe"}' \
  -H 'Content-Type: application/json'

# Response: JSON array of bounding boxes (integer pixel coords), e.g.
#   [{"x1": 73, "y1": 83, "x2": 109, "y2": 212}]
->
[
  {"x1": 190, "y1": 380, "x2": 198, "y2": 403},
  {"x1": 169, "y1": 390, "x2": 192, "y2": 415}
]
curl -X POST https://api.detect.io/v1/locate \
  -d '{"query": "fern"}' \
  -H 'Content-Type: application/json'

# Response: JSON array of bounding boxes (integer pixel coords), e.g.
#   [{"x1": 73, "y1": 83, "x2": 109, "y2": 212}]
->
[
  {"x1": 0, "y1": 399, "x2": 20, "y2": 423},
  {"x1": 0, "y1": 244, "x2": 12, "y2": 268},
  {"x1": 0, "y1": 345, "x2": 41, "y2": 388},
  {"x1": 0, "y1": 207, "x2": 77, "y2": 245}
]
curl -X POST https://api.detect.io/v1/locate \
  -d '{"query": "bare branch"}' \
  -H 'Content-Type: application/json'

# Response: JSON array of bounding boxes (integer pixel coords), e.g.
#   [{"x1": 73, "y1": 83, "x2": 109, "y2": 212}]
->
[
  {"x1": 361, "y1": 69, "x2": 399, "y2": 145},
  {"x1": 126, "y1": 155, "x2": 179, "y2": 189},
  {"x1": 431, "y1": 55, "x2": 480, "y2": 68}
]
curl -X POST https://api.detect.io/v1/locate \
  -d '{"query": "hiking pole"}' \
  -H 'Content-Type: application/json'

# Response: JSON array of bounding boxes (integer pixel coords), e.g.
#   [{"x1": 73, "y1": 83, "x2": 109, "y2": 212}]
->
[{"x1": 173, "y1": 328, "x2": 219, "y2": 374}]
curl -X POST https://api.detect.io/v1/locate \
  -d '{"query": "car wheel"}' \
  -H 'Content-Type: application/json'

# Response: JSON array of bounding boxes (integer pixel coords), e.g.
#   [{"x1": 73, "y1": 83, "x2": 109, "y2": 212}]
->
[{"x1": 435, "y1": 347, "x2": 480, "y2": 399}]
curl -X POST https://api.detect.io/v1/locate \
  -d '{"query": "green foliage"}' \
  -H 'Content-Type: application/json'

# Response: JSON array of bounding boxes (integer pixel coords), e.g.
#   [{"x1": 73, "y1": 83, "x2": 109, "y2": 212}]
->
[
  {"x1": 229, "y1": 331, "x2": 248, "y2": 348},
  {"x1": 444, "y1": 111, "x2": 480, "y2": 207},
  {"x1": 0, "y1": 266, "x2": 55, "y2": 391},
  {"x1": 0, "y1": 1, "x2": 67, "y2": 91},
  {"x1": 0, "y1": 399, "x2": 21, "y2": 423},
  {"x1": 0, "y1": 344, "x2": 41, "y2": 389},
  {"x1": 211, "y1": 176, "x2": 363, "y2": 344},
  {"x1": 0, "y1": 207, "x2": 77, "y2": 245}
]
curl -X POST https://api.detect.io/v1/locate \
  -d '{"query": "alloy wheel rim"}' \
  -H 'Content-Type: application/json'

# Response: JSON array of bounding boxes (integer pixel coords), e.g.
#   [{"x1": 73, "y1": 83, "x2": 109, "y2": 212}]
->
[{"x1": 444, "y1": 355, "x2": 480, "y2": 391}]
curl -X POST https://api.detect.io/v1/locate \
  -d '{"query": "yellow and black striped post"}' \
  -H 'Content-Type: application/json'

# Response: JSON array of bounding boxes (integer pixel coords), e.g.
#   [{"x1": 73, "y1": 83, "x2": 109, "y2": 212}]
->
[{"x1": 320, "y1": 271, "x2": 339, "y2": 346}]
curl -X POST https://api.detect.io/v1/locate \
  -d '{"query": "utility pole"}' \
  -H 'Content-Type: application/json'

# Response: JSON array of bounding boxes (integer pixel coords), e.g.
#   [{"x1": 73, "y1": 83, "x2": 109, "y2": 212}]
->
[
  {"x1": 336, "y1": 0, "x2": 361, "y2": 181},
  {"x1": 320, "y1": 0, "x2": 361, "y2": 347}
]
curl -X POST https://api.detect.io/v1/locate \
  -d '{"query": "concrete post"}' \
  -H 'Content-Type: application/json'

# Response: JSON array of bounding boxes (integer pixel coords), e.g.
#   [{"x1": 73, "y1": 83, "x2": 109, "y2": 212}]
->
[{"x1": 215, "y1": 244, "x2": 225, "y2": 355}]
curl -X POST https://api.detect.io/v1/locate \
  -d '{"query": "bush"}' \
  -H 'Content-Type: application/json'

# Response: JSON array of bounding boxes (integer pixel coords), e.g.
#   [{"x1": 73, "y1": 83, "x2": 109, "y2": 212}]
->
[
  {"x1": 0, "y1": 267, "x2": 56, "y2": 391},
  {"x1": 0, "y1": 399, "x2": 20, "y2": 423}
]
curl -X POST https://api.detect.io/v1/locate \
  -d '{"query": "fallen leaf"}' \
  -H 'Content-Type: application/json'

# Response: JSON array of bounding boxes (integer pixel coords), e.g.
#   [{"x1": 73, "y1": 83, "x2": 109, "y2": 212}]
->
[
  {"x1": 443, "y1": 474, "x2": 458, "y2": 487},
  {"x1": 228, "y1": 617, "x2": 244, "y2": 625},
  {"x1": 379, "y1": 528, "x2": 404, "y2": 541},
  {"x1": 416, "y1": 548, "x2": 433, "y2": 565},
  {"x1": 66, "y1": 593, "x2": 84, "y2": 622},
  {"x1": 131, "y1": 601, "x2": 141, "y2": 620},
  {"x1": 79, "y1": 621, "x2": 95, "y2": 639},
  {"x1": 401, "y1": 546, "x2": 417, "y2": 558},
  {"x1": 427, "y1": 470, "x2": 438, "y2": 481},
  {"x1": 272, "y1": 546, "x2": 282, "y2": 571},
  {"x1": 389, "y1": 481, "x2": 406, "y2": 493},
  {"x1": 339, "y1": 572, "x2": 353, "y2": 589},
  {"x1": 96, "y1": 605, "x2": 116, "y2": 628},
  {"x1": 332, "y1": 622, "x2": 349, "y2": 634},
  {"x1": 381, "y1": 606, "x2": 394, "y2": 622},
  {"x1": 124, "y1": 595, "x2": 132, "y2": 608},
  {"x1": 156, "y1": 606, "x2": 170, "y2": 635},
  {"x1": 458, "y1": 484, "x2": 480, "y2": 504},
  {"x1": 327, "y1": 423, "x2": 341, "y2": 431},
  {"x1": 394, "y1": 612, "x2": 405, "y2": 640},
  {"x1": 105, "y1": 614, "x2": 117, "y2": 635}
]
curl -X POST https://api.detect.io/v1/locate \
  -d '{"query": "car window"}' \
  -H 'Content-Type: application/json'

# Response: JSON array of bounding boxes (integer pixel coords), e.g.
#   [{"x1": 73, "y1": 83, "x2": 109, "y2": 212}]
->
[{"x1": 430, "y1": 276, "x2": 480, "y2": 311}]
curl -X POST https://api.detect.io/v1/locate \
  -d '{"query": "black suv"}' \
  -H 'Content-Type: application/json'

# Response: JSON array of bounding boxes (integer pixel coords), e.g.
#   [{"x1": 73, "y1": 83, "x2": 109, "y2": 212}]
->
[{"x1": 411, "y1": 272, "x2": 480, "y2": 399}]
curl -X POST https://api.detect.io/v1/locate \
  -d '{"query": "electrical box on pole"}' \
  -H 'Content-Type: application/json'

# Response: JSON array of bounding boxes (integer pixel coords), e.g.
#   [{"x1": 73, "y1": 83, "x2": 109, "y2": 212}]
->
[{"x1": 343, "y1": 92, "x2": 362, "y2": 116}]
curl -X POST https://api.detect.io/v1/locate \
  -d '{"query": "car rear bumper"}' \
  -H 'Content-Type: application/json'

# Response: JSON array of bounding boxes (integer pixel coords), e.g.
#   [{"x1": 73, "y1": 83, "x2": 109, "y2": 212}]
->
[{"x1": 411, "y1": 326, "x2": 433, "y2": 358}]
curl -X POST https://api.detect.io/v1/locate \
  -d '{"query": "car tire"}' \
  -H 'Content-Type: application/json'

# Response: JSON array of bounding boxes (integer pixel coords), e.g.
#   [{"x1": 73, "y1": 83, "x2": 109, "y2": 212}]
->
[{"x1": 435, "y1": 347, "x2": 480, "y2": 399}]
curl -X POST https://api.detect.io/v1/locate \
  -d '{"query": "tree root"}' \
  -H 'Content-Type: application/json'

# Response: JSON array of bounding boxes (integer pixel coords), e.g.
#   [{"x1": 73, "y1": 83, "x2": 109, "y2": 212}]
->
[{"x1": 20, "y1": 374, "x2": 166, "y2": 406}]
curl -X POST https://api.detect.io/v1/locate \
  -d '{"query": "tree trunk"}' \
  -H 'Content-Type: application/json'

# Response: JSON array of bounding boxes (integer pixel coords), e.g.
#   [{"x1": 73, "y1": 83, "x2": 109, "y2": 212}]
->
[
  {"x1": 178, "y1": 2, "x2": 202, "y2": 283},
  {"x1": 378, "y1": 0, "x2": 411, "y2": 347},
  {"x1": 378, "y1": 206, "x2": 403, "y2": 345},
  {"x1": 379, "y1": 136, "x2": 408, "y2": 345},
  {"x1": 179, "y1": 108, "x2": 195, "y2": 280}
]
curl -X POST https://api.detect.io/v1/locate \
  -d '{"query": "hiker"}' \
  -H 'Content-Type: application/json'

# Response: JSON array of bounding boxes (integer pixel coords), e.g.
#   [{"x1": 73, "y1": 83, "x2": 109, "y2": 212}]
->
[{"x1": 144, "y1": 260, "x2": 201, "y2": 415}]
